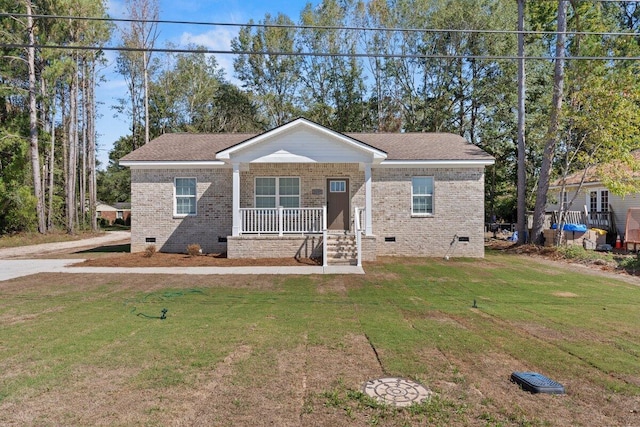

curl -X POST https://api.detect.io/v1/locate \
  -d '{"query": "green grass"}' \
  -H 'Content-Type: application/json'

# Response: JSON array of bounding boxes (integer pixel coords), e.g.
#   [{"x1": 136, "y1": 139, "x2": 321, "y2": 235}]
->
[{"x1": 1, "y1": 253, "x2": 639, "y2": 425}]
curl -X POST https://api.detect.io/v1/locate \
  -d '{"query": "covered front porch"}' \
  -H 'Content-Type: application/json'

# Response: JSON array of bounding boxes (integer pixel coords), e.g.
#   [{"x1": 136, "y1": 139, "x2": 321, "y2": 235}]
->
[
  {"x1": 214, "y1": 119, "x2": 386, "y2": 265},
  {"x1": 225, "y1": 164, "x2": 376, "y2": 266}
]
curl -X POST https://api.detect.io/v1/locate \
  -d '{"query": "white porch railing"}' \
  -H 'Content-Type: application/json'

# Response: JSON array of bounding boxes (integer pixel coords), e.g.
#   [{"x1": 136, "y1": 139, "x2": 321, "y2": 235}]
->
[
  {"x1": 240, "y1": 207, "x2": 324, "y2": 236},
  {"x1": 322, "y1": 205, "x2": 328, "y2": 267},
  {"x1": 354, "y1": 206, "x2": 363, "y2": 267}
]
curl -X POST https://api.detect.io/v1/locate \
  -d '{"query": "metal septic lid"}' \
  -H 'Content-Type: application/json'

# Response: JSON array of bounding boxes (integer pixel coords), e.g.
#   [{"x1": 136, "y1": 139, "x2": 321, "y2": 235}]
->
[{"x1": 362, "y1": 377, "x2": 433, "y2": 407}]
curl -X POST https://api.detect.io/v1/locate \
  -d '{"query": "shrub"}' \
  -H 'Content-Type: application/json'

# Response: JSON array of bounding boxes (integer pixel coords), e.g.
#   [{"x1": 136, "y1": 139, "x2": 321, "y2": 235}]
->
[
  {"x1": 114, "y1": 218, "x2": 126, "y2": 226},
  {"x1": 0, "y1": 186, "x2": 37, "y2": 234},
  {"x1": 143, "y1": 245, "x2": 157, "y2": 257},
  {"x1": 143, "y1": 245, "x2": 156, "y2": 258},
  {"x1": 187, "y1": 243, "x2": 202, "y2": 257},
  {"x1": 558, "y1": 245, "x2": 612, "y2": 262},
  {"x1": 98, "y1": 218, "x2": 109, "y2": 228}
]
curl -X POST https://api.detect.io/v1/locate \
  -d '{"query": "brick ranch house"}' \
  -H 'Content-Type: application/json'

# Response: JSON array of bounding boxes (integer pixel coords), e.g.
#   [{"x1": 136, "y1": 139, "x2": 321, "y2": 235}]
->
[
  {"x1": 120, "y1": 118, "x2": 494, "y2": 265},
  {"x1": 96, "y1": 202, "x2": 131, "y2": 225}
]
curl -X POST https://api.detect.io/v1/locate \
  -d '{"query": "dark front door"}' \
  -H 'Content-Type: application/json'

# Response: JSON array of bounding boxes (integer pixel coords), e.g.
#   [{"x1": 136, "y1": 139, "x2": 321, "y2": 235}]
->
[{"x1": 327, "y1": 179, "x2": 350, "y2": 230}]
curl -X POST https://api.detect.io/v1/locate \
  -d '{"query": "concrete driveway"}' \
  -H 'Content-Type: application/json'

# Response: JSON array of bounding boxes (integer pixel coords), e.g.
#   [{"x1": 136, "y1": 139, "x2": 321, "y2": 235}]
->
[
  {"x1": 0, "y1": 231, "x2": 130, "y2": 281},
  {"x1": 0, "y1": 231, "x2": 131, "y2": 259},
  {"x1": 0, "y1": 231, "x2": 364, "y2": 280}
]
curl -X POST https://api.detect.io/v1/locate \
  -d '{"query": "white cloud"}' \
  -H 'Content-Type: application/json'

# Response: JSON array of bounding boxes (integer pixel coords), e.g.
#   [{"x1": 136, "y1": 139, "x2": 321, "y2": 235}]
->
[
  {"x1": 179, "y1": 28, "x2": 235, "y2": 51},
  {"x1": 178, "y1": 28, "x2": 239, "y2": 82}
]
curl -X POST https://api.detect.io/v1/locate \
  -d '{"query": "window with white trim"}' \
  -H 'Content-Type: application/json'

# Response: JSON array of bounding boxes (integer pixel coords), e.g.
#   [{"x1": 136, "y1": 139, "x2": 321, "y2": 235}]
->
[
  {"x1": 412, "y1": 177, "x2": 434, "y2": 215},
  {"x1": 175, "y1": 178, "x2": 197, "y2": 216},
  {"x1": 255, "y1": 177, "x2": 300, "y2": 208}
]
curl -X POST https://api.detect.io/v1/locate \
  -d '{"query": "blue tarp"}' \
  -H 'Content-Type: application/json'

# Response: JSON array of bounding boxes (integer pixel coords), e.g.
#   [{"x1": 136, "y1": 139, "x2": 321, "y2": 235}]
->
[
  {"x1": 550, "y1": 223, "x2": 588, "y2": 232},
  {"x1": 509, "y1": 230, "x2": 528, "y2": 242}
]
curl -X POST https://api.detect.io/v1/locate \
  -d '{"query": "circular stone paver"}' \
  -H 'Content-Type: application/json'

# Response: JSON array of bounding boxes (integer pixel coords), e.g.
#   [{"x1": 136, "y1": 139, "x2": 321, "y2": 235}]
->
[{"x1": 362, "y1": 377, "x2": 433, "y2": 407}]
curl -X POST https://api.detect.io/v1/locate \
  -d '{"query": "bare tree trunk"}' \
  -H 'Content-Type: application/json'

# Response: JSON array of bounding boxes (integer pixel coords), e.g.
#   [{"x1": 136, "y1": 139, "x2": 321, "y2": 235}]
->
[
  {"x1": 532, "y1": 0, "x2": 568, "y2": 245},
  {"x1": 516, "y1": 0, "x2": 527, "y2": 244},
  {"x1": 66, "y1": 57, "x2": 78, "y2": 234},
  {"x1": 80, "y1": 58, "x2": 88, "y2": 227},
  {"x1": 88, "y1": 60, "x2": 97, "y2": 231},
  {"x1": 26, "y1": 0, "x2": 46, "y2": 234},
  {"x1": 143, "y1": 51, "x2": 150, "y2": 144},
  {"x1": 61, "y1": 88, "x2": 69, "y2": 231},
  {"x1": 47, "y1": 107, "x2": 55, "y2": 230}
]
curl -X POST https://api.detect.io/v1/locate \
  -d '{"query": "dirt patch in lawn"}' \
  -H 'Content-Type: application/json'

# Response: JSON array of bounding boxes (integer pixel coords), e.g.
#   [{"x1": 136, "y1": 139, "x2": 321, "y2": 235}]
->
[
  {"x1": 553, "y1": 291, "x2": 578, "y2": 297},
  {"x1": 75, "y1": 252, "x2": 321, "y2": 267}
]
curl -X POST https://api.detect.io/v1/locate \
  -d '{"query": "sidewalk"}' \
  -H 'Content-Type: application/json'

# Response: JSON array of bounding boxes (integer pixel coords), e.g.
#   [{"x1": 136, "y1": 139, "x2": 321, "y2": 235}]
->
[{"x1": 0, "y1": 260, "x2": 364, "y2": 281}]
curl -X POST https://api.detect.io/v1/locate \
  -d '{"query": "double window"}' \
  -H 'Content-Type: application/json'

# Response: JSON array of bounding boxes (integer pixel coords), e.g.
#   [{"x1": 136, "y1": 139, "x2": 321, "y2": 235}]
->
[
  {"x1": 175, "y1": 177, "x2": 197, "y2": 216},
  {"x1": 255, "y1": 177, "x2": 300, "y2": 208},
  {"x1": 412, "y1": 177, "x2": 434, "y2": 216}
]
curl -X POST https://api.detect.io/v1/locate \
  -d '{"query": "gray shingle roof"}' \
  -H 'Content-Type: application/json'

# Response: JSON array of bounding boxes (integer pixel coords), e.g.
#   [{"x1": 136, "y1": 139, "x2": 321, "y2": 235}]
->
[
  {"x1": 120, "y1": 131, "x2": 493, "y2": 163},
  {"x1": 346, "y1": 132, "x2": 493, "y2": 161},
  {"x1": 550, "y1": 150, "x2": 640, "y2": 187}
]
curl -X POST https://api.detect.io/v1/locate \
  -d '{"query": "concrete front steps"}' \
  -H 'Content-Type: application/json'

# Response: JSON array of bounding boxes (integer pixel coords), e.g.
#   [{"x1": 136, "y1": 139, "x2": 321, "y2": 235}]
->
[{"x1": 324, "y1": 233, "x2": 358, "y2": 266}]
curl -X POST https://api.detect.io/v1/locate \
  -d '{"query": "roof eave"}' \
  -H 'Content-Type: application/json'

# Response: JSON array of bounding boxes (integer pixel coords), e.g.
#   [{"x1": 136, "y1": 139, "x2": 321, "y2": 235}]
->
[
  {"x1": 119, "y1": 160, "x2": 227, "y2": 169},
  {"x1": 376, "y1": 159, "x2": 494, "y2": 168}
]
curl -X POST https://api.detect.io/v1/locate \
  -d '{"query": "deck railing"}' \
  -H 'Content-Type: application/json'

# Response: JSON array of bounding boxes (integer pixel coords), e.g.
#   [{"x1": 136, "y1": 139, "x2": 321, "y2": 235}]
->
[
  {"x1": 587, "y1": 211, "x2": 612, "y2": 230},
  {"x1": 548, "y1": 207, "x2": 614, "y2": 232},
  {"x1": 240, "y1": 207, "x2": 324, "y2": 236}
]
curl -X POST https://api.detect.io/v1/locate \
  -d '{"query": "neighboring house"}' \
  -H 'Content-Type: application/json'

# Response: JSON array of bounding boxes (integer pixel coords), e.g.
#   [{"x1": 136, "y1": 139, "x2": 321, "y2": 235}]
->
[
  {"x1": 96, "y1": 202, "x2": 131, "y2": 225},
  {"x1": 547, "y1": 152, "x2": 640, "y2": 240},
  {"x1": 119, "y1": 118, "x2": 494, "y2": 264}
]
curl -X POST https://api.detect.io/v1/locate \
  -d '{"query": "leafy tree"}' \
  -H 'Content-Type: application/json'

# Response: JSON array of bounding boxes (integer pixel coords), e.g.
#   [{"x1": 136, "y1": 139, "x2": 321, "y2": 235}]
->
[
  {"x1": 297, "y1": 0, "x2": 367, "y2": 131},
  {"x1": 0, "y1": 0, "x2": 110, "y2": 235},
  {"x1": 97, "y1": 136, "x2": 132, "y2": 205},
  {"x1": 116, "y1": 0, "x2": 159, "y2": 148},
  {"x1": 232, "y1": 13, "x2": 302, "y2": 127},
  {"x1": 149, "y1": 48, "x2": 263, "y2": 134}
]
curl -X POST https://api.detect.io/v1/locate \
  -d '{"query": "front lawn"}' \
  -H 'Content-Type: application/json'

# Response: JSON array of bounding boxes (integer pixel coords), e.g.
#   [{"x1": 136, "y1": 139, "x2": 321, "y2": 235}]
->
[{"x1": 0, "y1": 253, "x2": 638, "y2": 426}]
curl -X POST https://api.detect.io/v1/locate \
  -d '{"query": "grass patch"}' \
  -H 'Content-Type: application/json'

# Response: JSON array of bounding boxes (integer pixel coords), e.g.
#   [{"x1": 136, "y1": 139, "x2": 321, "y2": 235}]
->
[{"x1": 1, "y1": 254, "x2": 639, "y2": 425}]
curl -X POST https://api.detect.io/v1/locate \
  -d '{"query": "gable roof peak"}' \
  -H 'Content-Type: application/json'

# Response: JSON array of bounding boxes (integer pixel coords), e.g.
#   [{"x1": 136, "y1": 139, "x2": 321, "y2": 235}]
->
[{"x1": 216, "y1": 117, "x2": 387, "y2": 163}]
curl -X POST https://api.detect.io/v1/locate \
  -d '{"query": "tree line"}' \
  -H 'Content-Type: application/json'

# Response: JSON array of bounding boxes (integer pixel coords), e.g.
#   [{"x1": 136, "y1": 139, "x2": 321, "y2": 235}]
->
[{"x1": 2, "y1": 0, "x2": 640, "y2": 239}]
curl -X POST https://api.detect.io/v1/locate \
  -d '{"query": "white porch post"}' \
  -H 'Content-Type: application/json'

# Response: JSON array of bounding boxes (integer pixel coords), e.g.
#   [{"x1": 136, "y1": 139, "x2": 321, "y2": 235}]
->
[
  {"x1": 365, "y1": 163, "x2": 373, "y2": 236},
  {"x1": 232, "y1": 162, "x2": 241, "y2": 236}
]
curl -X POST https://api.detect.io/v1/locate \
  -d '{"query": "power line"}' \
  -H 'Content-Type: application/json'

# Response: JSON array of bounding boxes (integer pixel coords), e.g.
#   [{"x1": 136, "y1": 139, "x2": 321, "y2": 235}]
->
[
  {"x1": 1, "y1": 42, "x2": 639, "y2": 61},
  {"x1": 2, "y1": 12, "x2": 640, "y2": 38}
]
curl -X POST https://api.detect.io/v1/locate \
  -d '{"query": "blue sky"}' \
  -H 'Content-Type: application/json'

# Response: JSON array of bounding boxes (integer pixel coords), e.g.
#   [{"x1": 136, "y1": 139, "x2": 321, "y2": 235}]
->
[{"x1": 97, "y1": 0, "x2": 319, "y2": 168}]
